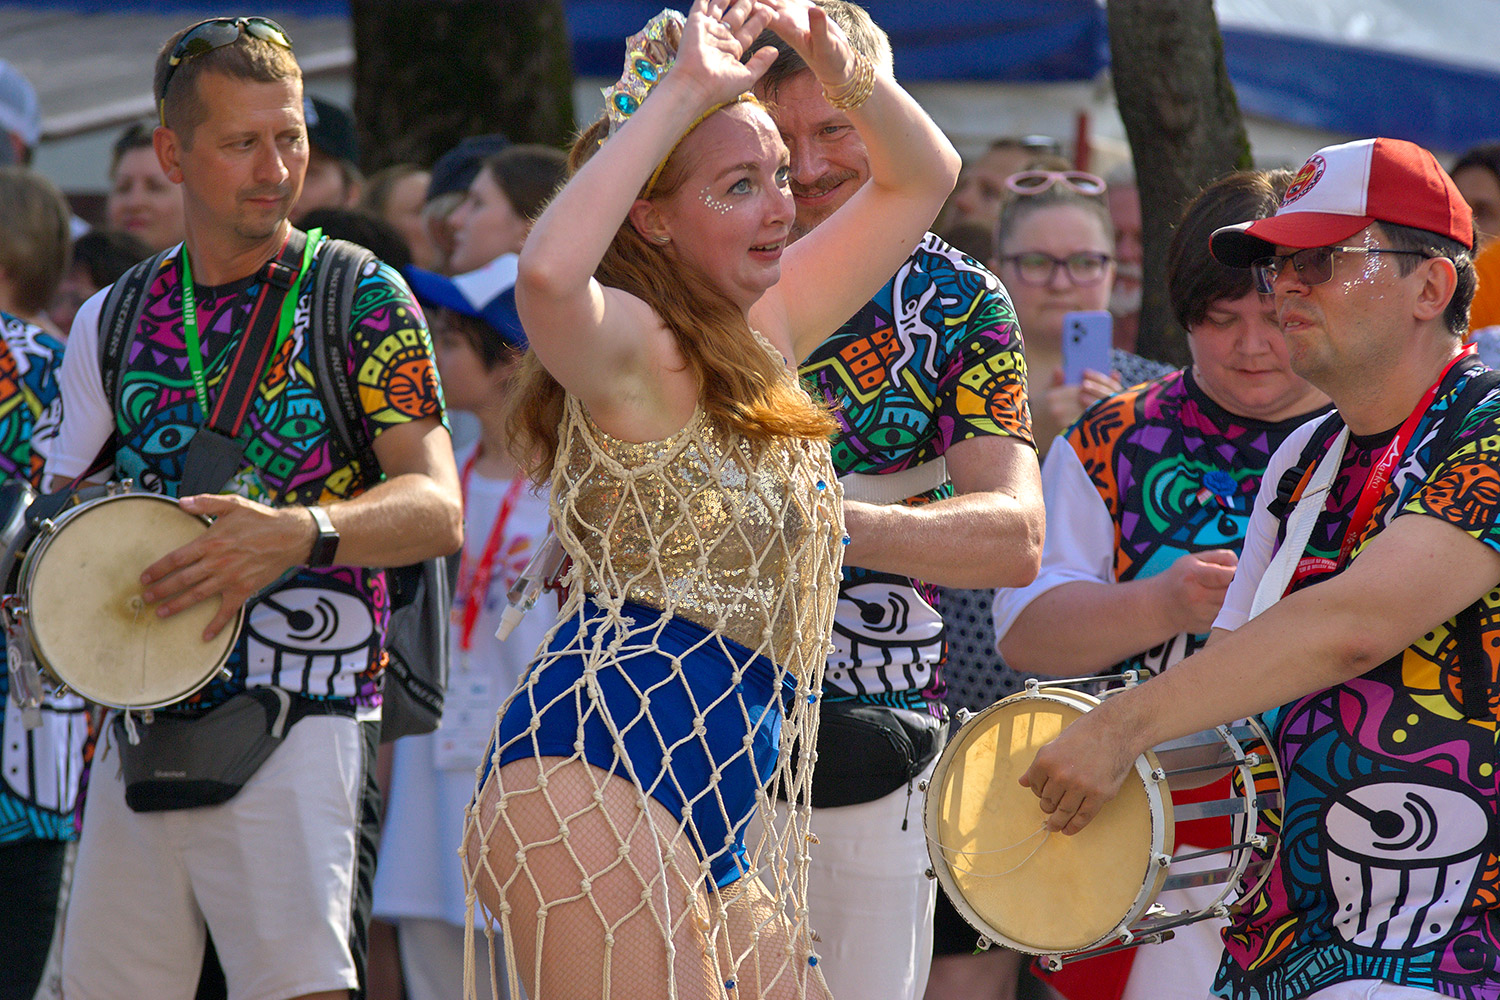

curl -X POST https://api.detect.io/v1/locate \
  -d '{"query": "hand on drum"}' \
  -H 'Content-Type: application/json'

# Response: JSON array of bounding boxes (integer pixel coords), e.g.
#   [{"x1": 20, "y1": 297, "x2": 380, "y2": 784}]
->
[
  {"x1": 1019, "y1": 707, "x2": 1140, "y2": 836},
  {"x1": 139, "y1": 494, "x2": 316, "y2": 640}
]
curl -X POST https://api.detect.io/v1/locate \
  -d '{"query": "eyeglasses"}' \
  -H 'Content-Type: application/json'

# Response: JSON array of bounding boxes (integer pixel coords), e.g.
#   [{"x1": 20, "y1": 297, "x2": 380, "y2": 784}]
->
[
  {"x1": 999, "y1": 251, "x2": 1113, "y2": 286},
  {"x1": 1004, "y1": 170, "x2": 1107, "y2": 197},
  {"x1": 158, "y1": 17, "x2": 293, "y2": 124},
  {"x1": 1250, "y1": 245, "x2": 1434, "y2": 295}
]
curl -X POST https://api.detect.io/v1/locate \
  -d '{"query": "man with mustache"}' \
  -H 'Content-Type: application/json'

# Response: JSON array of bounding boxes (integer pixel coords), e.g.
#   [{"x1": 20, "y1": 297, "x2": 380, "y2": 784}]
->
[
  {"x1": 45, "y1": 17, "x2": 461, "y2": 1000},
  {"x1": 1025, "y1": 138, "x2": 1500, "y2": 1000},
  {"x1": 749, "y1": 5, "x2": 1045, "y2": 998}
]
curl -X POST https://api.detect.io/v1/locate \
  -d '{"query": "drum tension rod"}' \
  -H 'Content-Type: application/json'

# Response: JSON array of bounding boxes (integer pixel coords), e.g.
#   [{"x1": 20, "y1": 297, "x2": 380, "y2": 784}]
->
[
  {"x1": 1150, "y1": 754, "x2": 1260, "y2": 781},
  {"x1": 1164, "y1": 839, "x2": 1268, "y2": 865}
]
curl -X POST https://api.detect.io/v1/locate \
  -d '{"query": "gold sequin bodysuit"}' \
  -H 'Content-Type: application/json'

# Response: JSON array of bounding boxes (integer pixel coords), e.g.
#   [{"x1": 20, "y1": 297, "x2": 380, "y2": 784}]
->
[{"x1": 557, "y1": 396, "x2": 842, "y2": 673}]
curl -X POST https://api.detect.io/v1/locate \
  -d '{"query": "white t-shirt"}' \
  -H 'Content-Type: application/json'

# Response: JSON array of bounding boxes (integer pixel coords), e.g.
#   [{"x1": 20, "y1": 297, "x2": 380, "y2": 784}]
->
[{"x1": 373, "y1": 444, "x2": 553, "y2": 927}]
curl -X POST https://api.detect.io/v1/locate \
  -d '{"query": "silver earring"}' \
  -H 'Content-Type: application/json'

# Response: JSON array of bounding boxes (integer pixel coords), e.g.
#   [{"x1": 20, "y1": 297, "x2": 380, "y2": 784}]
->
[{"x1": 653, "y1": 234, "x2": 670, "y2": 244}]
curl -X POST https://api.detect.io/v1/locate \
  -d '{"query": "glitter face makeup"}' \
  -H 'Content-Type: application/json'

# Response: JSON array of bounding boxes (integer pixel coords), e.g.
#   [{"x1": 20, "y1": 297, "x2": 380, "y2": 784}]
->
[{"x1": 701, "y1": 187, "x2": 733, "y2": 214}]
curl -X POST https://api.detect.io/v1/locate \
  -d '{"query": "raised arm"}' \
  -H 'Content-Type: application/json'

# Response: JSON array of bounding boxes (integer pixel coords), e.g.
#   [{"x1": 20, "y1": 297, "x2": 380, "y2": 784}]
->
[
  {"x1": 754, "y1": 0, "x2": 960, "y2": 361},
  {"x1": 515, "y1": 0, "x2": 778, "y2": 411}
]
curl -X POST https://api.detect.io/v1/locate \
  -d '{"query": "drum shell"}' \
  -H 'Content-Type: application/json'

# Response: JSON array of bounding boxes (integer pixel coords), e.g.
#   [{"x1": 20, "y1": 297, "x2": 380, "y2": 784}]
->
[
  {"x1": 15, "y1": 492, "x2": 241, "y2": 709},
  {"x1": 922, "y1": 688, "x2": 1172, "y2": 956}
]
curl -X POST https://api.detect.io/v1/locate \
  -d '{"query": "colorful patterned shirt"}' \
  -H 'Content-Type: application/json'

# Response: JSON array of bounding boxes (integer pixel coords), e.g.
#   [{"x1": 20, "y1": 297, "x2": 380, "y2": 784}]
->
[
  {"x1": 1213, "y1": 360, "x2": 1500, "y2": 1000},
  {"x1": 0, "y1": 313, "x2": 89, "y2": 843},
  {"x1": 995, "y1": 368, "x2": 1329, "y2": 677},
  {"x1": 798, "y1": 233, "x2": 1031, "y2": 712},
  {"x1": 42, "y1": 238, "x2": 445, "y2": 713}
]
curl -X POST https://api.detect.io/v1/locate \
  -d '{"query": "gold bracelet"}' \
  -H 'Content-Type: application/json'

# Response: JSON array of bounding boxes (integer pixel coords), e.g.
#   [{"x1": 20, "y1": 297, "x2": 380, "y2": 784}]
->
[{"x1": 822, "y1": 52, "x2": 875, "y2": 112}]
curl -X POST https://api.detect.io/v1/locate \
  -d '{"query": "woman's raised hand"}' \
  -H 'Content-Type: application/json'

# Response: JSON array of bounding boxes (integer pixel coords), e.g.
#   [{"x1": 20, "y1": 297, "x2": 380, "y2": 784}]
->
[
  {"x1": 674, "y1": 0, "x2": 779, "y2": 106},
  {"x1": 761, "y1": 0, "x2": 859, "y2": 91}
]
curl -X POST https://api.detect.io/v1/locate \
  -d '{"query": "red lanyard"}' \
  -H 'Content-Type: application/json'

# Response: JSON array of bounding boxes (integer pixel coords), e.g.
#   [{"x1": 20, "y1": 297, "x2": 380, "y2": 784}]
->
[
  {"x1": 456, "y1": 449, "x2": 528, "y2": 654},
  {"x1": 1339, "y1": 346, "x2": 1476, "y2": 562}
]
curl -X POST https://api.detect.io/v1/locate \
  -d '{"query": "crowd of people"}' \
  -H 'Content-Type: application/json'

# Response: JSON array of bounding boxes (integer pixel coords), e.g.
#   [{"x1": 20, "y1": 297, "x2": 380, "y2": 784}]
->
[{"x1": 0, "y1": 2, "x2": 1498, "y2": 1000}]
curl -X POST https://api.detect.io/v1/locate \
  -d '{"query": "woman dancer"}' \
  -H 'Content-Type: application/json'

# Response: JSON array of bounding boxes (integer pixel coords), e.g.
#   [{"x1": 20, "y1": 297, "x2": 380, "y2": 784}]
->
[{"x1": 461, "y1": 2, "x2": 958, "y2": 998}]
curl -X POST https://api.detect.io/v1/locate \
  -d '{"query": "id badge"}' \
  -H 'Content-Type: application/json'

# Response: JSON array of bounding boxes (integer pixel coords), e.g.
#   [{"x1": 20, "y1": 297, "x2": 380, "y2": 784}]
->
[
  {"x1": 180, "y1": 428, "x2": 247, "y2": 497},
  {"x1": 433, "y1": 666, "x2": 498, "y2": 771}
]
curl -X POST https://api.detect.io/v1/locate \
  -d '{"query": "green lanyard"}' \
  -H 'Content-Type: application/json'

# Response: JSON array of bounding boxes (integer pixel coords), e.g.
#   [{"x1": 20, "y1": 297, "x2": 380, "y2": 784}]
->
[{"x1": 177, "y1": 227, "x2": 321, "y2": 421}]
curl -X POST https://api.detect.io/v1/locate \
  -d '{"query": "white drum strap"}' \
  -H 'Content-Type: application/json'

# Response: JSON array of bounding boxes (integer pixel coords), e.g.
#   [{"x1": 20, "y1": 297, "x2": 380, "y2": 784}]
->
[
  {"x1": 839, "y1": 458, "x2": 948, "y2": 506},
  {"x1": 1249, "y1": 426, "x2": 1350, "y2": 621}
]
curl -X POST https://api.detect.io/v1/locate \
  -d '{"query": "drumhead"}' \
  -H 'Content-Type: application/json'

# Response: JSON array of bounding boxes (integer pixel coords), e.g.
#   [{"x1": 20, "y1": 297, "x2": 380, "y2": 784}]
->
[
  {"x1": 23, "y1": 493, "x2": 239, "y2": 709},
  {"x1": 924, "y1": 688, "x2": 1172, "y2": 955}
]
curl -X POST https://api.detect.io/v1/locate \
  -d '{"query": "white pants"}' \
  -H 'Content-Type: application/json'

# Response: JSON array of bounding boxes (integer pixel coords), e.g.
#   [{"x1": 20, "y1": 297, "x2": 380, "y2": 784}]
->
[
  {"x1": 62, "y1": 714, "x2": 365, "y2": 1000},
  {"x1": 804, "y1": 758, "x2": 939, "y2": 1000}
]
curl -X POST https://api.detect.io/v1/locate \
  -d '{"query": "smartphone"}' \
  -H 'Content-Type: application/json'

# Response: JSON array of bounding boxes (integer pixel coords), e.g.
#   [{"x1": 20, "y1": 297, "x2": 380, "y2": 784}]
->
[{"x1": 1062, "y1": 310, "x2": 1114, "y2": 385}]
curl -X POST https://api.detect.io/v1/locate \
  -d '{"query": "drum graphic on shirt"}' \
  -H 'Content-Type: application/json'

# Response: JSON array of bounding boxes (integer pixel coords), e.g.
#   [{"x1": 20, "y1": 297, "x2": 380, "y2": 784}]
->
[
  {"x1": 1323, "y1": 777, "x2": 1489, "y2": 950},
  {"x1": 243, "y1": 586, "x2": 375, "y2": 689},
  {"x1": 826, "y1": 579, "x2": 942, "y2": 694}
]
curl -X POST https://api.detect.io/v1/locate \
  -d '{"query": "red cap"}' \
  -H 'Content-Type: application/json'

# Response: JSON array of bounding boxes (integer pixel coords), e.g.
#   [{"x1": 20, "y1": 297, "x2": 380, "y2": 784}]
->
[{"x1": 1211, "y1": 138, "x2": 1473, "y2": 267}]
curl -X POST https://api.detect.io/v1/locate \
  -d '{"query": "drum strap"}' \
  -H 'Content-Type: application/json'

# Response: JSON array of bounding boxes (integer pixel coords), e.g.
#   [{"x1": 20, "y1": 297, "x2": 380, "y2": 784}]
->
[{"x1": 179, "y1": 230, "x2": 313, "y2": 497}]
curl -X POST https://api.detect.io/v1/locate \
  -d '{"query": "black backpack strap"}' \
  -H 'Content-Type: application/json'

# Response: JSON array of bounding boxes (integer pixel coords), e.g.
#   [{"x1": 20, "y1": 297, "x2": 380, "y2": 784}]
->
[
  {"x1": 307, "y1": 238, "x2": 381, "y2": 479},
  {"x1": 1267, "y1": 410, "x2": 1346, "y2": 525},
  {"x1": 98, "y1": 247, "x2": 174, "y2": 414}
]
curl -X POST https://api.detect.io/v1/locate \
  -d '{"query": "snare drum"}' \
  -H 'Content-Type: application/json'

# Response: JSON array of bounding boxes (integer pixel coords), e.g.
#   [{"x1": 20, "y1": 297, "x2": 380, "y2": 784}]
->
[
  {"x1": 4, "y1": 490, "x2": 241, "y2": 709},
  {"x1": 922, "y1": 684, "x2": 1281, "y2": 965}
]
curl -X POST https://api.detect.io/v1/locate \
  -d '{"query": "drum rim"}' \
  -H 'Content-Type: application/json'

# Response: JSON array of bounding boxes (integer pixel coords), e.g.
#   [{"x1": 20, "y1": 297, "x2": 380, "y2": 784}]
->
[
  {"x1": 18, "y1": 491, "x2": 243, "y2": 709},
  {"x1": 922, "y1": 687, "x2": 1171, "y2": 957}
]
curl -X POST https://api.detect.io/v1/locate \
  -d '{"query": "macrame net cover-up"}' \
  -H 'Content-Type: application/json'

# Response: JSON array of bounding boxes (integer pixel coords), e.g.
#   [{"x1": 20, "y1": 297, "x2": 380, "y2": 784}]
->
[{"x1": 464, "y1": 392, "x2": 844, "y2": 1000}]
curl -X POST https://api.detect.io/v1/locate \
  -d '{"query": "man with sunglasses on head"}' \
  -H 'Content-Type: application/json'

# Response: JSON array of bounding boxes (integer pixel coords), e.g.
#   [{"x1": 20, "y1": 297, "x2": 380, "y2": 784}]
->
[
  {"x1": 746, "y1": 4, "x2": 1045, "y2": 998},
  {"x1": 1024, "y1": 137, "x2": 1500, "y2": 1000},
  {"x1": 47, "y1": 17, "x2": 462, "y2": 1000}
]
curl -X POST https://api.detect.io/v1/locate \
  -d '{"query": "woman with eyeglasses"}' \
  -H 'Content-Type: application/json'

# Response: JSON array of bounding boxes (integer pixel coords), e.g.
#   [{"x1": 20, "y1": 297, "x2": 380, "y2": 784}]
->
[
  {"x1": 991, "y1": 171, "x2": 1330, "y2": 1000},
  {"x1": 990, "y1": 170, "x2": 1170, "y2": 456}
]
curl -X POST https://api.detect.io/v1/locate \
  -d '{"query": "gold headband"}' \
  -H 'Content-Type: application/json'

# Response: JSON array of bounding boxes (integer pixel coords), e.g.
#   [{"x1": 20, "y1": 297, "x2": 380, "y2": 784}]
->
[{"x1": 644, "y1": 93, "x2": 758, "y2": 197}]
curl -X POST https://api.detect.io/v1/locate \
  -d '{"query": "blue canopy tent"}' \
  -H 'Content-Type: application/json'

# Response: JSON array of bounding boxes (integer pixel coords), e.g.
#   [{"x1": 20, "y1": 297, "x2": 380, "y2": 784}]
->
[{"x1": 4, "y1": 0, "x2": 1499, "y2": 158}]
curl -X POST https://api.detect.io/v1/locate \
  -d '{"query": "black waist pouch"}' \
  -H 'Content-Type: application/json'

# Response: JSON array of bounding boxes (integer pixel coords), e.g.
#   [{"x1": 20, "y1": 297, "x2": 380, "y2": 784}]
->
[
  {"x1": 807, "y1": 701, "x2": 948, "y2": 808},
  {"x1": 112, "y1": 688, "x2": 349, "y2": 812}
]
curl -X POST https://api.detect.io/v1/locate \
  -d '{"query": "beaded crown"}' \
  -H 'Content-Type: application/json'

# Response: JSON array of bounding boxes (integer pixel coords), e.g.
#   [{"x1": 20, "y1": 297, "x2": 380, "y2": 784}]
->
[{"x1": 601, "y1": 8, "x2": 684, "y2": 138}]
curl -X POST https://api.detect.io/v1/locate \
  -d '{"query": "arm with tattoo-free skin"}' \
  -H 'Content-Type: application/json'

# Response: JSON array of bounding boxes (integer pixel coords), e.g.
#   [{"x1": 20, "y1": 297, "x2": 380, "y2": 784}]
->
[
  {"x1": 140, "y1": 416, "x2": 462, "y2": 641},
  {"x1": 840, "y1": 434, "x2": 1043, "y2": 589},
  {"x1": 1019, "y1": 512, "x2": 1500, "y2": 835}
]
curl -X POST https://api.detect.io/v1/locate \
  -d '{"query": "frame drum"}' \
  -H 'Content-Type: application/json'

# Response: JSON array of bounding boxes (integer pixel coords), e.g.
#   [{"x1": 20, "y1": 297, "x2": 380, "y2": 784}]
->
[
  {"x1": 15, "y1": 492, "x2": 240, "y2": 709},
  {"x1": 923, "y1": 685, "x2": 1280, "y2": 962}
]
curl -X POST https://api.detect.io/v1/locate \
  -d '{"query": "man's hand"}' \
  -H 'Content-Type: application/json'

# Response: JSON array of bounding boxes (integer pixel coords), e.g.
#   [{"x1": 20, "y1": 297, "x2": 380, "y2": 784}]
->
[
  {"x1": 139, "y1": 494, "x2": 318, "y2": 641},
  {"x1": 1019, "y1": 705, "x2": 1141, "y2": 836},
  {"x1": 1158, "y1": 549, "x2": 1238, "y2": 635}
]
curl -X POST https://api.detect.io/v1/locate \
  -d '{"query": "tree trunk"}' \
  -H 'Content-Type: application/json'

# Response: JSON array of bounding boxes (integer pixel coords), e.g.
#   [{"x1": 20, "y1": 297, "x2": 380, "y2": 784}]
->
[
  {"x1": 1107, "y1": 0, "x2": 1251, "y2": 366},
  {"x1": 350, "y1": 0, "x2": 576, "y2": 173}
]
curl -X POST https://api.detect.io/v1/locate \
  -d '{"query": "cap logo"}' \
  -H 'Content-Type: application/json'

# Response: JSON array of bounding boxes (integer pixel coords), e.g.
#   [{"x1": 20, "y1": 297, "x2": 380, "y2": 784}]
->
[{"x1": 1282, "y1": 155, "x2": 1326, "y2": 206}]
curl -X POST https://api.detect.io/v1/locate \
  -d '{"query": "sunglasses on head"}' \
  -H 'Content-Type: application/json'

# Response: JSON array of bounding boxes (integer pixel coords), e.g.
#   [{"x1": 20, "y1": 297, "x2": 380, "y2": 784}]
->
[
  {"x1": 158, "y1": 17, "x2": 293, "y2": 125},
  {"x1": 1249, "y1": 245, "x2": 1434, "y2": 295},
  {"x1": 1004, "y1": 170, "x2": 1107, "y2": 197}
]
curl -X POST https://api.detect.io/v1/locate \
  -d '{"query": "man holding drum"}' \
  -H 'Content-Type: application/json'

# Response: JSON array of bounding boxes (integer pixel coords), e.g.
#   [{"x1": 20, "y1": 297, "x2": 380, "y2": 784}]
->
[
  {"x1": 43, "y1": 17, "x2": 461, "y2": 1000},
  {"x1": 1025, "y1": 138, "x2": 1500, "y2": 999}
]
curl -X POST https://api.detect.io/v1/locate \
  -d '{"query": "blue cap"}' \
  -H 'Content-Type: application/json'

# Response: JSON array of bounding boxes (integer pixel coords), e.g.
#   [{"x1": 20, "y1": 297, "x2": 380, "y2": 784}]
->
[
  {"x1": 427, "y1": 133, "x2": 510, "y2": 201},
  {"x1": 303, "y1": 95, "x2": 359, "y2": 165},
  {"x1": 404, "y1": 254, "x2": 526, "y2": 349}
]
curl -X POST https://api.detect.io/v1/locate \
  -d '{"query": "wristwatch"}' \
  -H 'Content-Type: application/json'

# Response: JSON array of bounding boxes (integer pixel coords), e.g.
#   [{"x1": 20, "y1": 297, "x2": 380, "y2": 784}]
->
[{"x1": 306, "y1": 505, "x2": 340, "y2": 567}]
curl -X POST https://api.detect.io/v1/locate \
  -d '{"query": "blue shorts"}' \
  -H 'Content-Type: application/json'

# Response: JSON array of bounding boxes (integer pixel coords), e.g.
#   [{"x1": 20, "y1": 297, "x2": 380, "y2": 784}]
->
[{"x1": 492, "y1": 598, "x2": 788, "y2": 888}]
